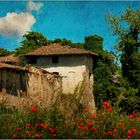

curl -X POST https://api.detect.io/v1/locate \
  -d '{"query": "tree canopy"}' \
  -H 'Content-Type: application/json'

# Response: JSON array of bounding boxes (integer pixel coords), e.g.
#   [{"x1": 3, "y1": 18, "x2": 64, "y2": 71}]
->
[{"x1": 107, "y1": 7, "x2": 140, "y2": 94}]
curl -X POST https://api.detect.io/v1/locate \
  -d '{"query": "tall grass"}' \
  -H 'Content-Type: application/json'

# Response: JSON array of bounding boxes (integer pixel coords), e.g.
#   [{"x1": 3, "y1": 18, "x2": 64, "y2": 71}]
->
[{"x1": 0, "y1": 99, "x2": 140, "y2": 139}]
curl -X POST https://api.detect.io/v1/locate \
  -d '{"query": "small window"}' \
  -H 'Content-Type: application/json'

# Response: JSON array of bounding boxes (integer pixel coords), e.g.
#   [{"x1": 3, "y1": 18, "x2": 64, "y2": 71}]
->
[
  {"x1": 53, "y1": 72, "x2": 59, "y2": 75},
  {"x1": 28, "y1": 57, "x2": 37, "y2": 64},
  {"x1": 52, "y1": 56, "x2": 59, "y2": 64}
]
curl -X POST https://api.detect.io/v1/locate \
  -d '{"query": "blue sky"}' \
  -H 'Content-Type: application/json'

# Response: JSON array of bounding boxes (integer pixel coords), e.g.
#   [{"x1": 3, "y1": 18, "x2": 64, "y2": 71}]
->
[{"x1": 0, "y1": 1, "x2": 140, "y2": 52}]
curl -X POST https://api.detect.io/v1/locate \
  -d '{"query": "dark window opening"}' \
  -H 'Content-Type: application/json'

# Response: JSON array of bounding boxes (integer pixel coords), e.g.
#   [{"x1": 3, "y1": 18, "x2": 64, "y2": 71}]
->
[
  {"x1": 52, "y1": 56, "x2": 59, "y2": 63},
  {"x1": 28, "y1": 57, "x2": 37, "y2": 64},
  {"x1": 53, "y1": 72, "x2": 59, "y2": 75}
]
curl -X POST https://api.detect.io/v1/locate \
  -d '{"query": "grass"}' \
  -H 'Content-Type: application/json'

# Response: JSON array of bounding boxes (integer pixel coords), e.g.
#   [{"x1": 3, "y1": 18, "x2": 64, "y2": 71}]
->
[{"x1": 0, "y1": 99, "x2": 140, "y2": 139}]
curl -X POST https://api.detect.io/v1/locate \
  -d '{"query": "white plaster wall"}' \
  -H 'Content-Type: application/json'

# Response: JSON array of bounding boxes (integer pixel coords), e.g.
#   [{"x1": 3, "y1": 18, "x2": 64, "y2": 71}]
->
[{"x1": 31, "y1": 55, "x2": 93, "y2": 94}]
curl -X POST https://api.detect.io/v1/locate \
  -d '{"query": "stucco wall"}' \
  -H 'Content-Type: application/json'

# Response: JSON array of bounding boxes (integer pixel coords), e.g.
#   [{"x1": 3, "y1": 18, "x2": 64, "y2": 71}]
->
[
  {"x1": 0, "y1": 66, "x2": 62, "y2": 105},
  {"x1": 29, "y1": 55, "x2": 94, "y2": 94}
]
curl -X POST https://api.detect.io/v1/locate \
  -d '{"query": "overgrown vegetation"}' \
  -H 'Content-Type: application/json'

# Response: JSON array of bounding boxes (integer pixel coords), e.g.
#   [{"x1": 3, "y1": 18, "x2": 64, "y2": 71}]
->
[{"x1": 0, "y1": 100, "x2": 140, "y2": 139}]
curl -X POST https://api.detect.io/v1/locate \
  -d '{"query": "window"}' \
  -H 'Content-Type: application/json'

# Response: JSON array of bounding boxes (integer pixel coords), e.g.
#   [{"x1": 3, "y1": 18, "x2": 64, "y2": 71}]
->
[
  {"x1": 28, "y1": 57, "x2": 37, "y2": 64},
  {"x1": 52, "y1": 56, "x2": 59, "y2": 63},
  {"x1": 52, "y1": 72, "x2": 59, "y2": 75}
]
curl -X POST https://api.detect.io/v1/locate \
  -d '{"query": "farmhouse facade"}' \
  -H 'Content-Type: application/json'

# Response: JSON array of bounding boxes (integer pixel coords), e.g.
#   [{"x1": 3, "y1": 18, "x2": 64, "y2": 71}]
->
[{"x1": 25, "y1": 43, "x2": 98, "y2": 112}]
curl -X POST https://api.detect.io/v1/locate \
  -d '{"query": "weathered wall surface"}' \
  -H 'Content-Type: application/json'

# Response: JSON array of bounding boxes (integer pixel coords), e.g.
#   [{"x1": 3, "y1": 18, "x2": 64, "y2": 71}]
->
[
  {"x1": 27, "y1": 55, "x2": 96, "y2": 114},
  {"x1": 0, "y1": 64, "x2": 62, "y2": 106},
  {"x1": 30, "y1": 55, "x2": 93, "y2": 94}
]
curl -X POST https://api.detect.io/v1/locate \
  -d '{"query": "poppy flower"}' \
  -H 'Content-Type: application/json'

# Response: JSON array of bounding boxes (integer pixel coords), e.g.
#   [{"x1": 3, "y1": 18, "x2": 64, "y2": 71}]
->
[
  {"x1": 77, "y1": 125, "x2": 82, "y2": 129},
  {"x1": 26, "y1": 123, "x2": 31, "y2": 127},
  {"x1": 31, "y1": 105, "x2": 38, "y2": 112},
  {"x1": 107, "y1": 108, "x2": 112, "y2": 113},
  {"x1": 11, "y1": 134, "x2": 17, "y2": 139},
  {"x1": 128, "y1": 135, "x2": 131, "y2": 139},
  {"x1": 113, "y1": 128, "x2": 117, "y2": 133},
  {"x1": 40, "y1": 123, "x2": 47, "y2": 129},
  {"x1": 129, "y1": 114, "x2": 135, "y2": 119},
  {"x1": 26, "y1": 130, "x2": 31, "y2": 137},
  {"x1": 92, "y1": 127, "x2": 97, "y2": 132},
  {"x1": 34, "y1": 133, "x2": 41, "y2": 139},
  {"x1": 16, "y1": 127, "x2": 21, "y2": 132},
  {"x1": 131, "y1": 128, "x2": 137, "y2": 133},
  {"x1": 107, "y1": 131, "x2": 113, "y2": 136},
  {"x1": 103, "y1": 102, "x2": 110, "y2": 107},
  {"x1": 73, "y1": 117, "x2": 78, "y2": 121},
  {"x1": 48, "y1": 127, "x2": 53, "y2": 131},
  {"x1": 34, "y1": 123, "x2": 39, "y2": 127},
  {"x1": 127, "y1": 130, "x2": 132, "y2": 135},
  {"x1": 137, "y1": 118, "x2": 140, "y2": 122},
  {"x1": 87, "y1": 121, "x2": 92, "y2": 126},
  {"x1": 52, "y1": 133, "x2": 57, "y2": 137},
  {"x1": 90, "y1": 114, "x2": 96, "y2": 119},
  {"x1": 121, "y1": 124, "x2": 125, "y2": 129}
]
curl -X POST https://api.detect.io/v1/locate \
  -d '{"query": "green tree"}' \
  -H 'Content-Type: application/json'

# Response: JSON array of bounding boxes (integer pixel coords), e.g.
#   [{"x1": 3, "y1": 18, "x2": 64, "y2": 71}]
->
[
  {"x1": 15, "y1": 31, "x2": 48, "y2": 56},
  {"x1": 84, "y1": 35, "x2": 103, "y2": 52},
  {"x1": 0, "y1": 48, "x2": 10, "y2": 56},
  {"x1": 84, "y1": 35, "x2": 119, "y2": 107},
  {"x1": 107, "y1": 7, "x2": 140, "y2": 93}
]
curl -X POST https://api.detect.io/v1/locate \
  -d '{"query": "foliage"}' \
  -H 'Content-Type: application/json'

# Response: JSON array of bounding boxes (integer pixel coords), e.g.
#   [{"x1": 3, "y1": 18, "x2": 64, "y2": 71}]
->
[
  {"x1": 107, "y1": 7, "x2": 140, "y2": 93},
  {"x1": 15, "y1": 31, "x2": 48, "y2": 56},
  {"x1": 1, "y1": 100, "x2": 140, "y2": 139},
  {"x1": 0, "y1": 48, "x2": 10, "y2": 56},
  {"x1": 84, "y1": 35, "x2": 103, "y2": 52}
]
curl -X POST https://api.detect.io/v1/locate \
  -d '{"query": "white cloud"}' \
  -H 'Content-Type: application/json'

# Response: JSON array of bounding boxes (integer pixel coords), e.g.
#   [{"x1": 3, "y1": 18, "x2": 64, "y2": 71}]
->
[
  {"x1": 27, "y1": 0, "x2": 44, "y2": 12},
  {"x1": 0, "y1": 12, "x2": 36, "y2": 37}
]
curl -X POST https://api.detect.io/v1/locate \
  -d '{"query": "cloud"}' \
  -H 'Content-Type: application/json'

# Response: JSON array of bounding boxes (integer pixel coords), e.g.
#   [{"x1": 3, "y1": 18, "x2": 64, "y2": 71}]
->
[
  {"x1": 0, "y1": 12, "x2": 36, "y2": 37},
  {"x1": 27, "y1": 0, "x2": 44, "y2": 12}
]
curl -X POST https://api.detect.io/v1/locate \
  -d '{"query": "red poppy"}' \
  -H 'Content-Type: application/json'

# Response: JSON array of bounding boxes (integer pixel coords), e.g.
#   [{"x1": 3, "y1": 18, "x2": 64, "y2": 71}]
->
[
  {"x1": 26, "y1": 123, "x2": 31, "y2": 127},
  {"x1": 107, "y1": 131, "x2": 113, "y2": 136},
  {"x1": 107, "y1": 108, "x2": 112, "y2": 113},
  {"x1": 11, "y1": 134, "x2": 17, "y2": 139},
  {"x1": 26, "y1": 130, "x2": 31, "y2": 137},
  {"x1": 121, "y1": 124, "x2": 125, "y2": 129},
  {"x1": 90, "y1": 114, "x2": 96, "y2": 119},
  {"x1": 129, "y1": 114, "x2": 135, "y2": 119},
  {"x1": 77, "y1": 125, "x2": 82, "y2": 129},
  {"x1": 79, "y1": 123, "x2": 84, "y2": 127},
  {"x1": 66, "y1": 123, "x2": 71, "y2": 127},
  {"x1": 137, "y1": 117, "x2": 140, "y2": 122},
  {"x1": 31, "y1": 105, "x2": 38, "y2": 112},
  {"x1": 52, "y1": 133, "x2": 57, "y2": 137},
  {"x1": 131, "y1": 128, "x2": 137, "y2": 133},
  {"x1": 113, "y1": 128, "x2": 117, "y2": 133},
  {"x1": 19, "y1": 101, "x2": 23, "y2": 107},
  {"x1": 48, "y1": 127, "x2": 53, "y2": 131},
  {"x1": 87, "y1": 121, "x2": 92, "y2": 126},
  {"x1": 127, "y1": 130, "x2": 132, "y2": 135},
  {"x1": 17, "y1": 127, "x2": 21, "y2": 132},
  {"x1": 84, "y1": 126, "x2": 89, "y2": 131},
  {"x1": 34, "y1": 133, "x2": 41, "y2": 139},
  {"x1": 85, "y1": 108, "x2": 90, "y2": 113},
  {"x1": 128, "y1": 135, "x2": 131, "y2": 139},
  {"x1": 73, "y1": 117, "x2": 78, "y2": 121},
  {"x1": 34, "y1": 123, "x2": 39, "y2": 127},
  {"x1": 92, "y1": 127, "x2": 97, "y2": 132},
  {"x1": 103, "y1": 102, "x2": 110, "y2": 107},
  {"x1": 102, "y1": 105, "x2": 106, "y2": 109},
  {"x1": 40, "y1": 123, "x2": 47, "y2": 129}
]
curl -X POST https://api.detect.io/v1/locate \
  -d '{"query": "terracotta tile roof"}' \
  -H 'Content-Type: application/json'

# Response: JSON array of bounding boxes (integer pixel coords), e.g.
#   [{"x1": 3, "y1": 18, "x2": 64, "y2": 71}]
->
[
  {"x1": 26, "y1": 43, "x2": 98, "y2": 56},
  {"x1": 0, "y1": 54, "x2": 19, "y2": 64}
]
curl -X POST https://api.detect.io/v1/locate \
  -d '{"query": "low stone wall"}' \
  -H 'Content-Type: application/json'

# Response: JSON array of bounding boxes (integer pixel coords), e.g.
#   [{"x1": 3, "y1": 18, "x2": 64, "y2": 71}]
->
[{"x1": 0, "y1": 63, "x2": 62, "y2": 106}]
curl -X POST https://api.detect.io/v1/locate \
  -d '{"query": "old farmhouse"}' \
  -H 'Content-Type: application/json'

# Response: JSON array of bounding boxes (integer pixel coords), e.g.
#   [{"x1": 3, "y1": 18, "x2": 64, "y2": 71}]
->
[{"x1": 25, "y1": 43, "x2": 98, "y2": 112}]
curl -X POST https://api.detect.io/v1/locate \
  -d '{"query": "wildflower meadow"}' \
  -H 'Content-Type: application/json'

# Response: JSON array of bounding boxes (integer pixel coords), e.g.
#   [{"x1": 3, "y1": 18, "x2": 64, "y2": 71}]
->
[{"x1": 0, "y1": 99, "x2": 140, "y2": 139}]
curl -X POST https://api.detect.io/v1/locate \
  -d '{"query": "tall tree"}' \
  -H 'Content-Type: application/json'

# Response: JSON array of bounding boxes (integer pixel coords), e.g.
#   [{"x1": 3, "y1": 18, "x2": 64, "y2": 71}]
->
[
  {"x1": 15, "y1": 31, "x2": 48, "y2": 56},
  {"x1": 0, "y1": 48, "x2": 10, "y2": 56},
  {"x1": 84, "y1": 35, "x2": 103, "y2": 52},
  {"x1": 107, "y1": 7, "x2": 140, "y2": 93}
]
